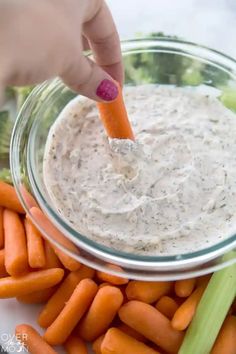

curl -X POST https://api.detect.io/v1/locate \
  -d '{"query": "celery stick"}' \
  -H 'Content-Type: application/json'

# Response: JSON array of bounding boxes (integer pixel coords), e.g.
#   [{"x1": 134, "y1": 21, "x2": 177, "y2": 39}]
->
[{"x1": 179, "y1": 257, "x2": 236, "y2": 354}]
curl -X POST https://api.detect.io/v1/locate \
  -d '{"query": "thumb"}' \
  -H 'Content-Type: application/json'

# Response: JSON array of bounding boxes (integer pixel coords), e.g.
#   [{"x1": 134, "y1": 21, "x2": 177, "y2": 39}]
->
[{"x1": 61, "y1": 56, "x2": 119, "y2": 102}]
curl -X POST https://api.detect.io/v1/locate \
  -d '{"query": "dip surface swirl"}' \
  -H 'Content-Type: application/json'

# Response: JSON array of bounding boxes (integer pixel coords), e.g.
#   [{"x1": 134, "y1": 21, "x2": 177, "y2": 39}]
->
[{"x1": 43, "y1": 85, "x2": 236, "y2": 255}]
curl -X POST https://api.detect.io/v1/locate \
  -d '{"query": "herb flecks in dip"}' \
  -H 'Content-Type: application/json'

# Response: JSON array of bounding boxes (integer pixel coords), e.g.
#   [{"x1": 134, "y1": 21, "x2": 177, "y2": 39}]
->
[{"x1": 43, "y1": 86, "x2": 236, "y2": 255}]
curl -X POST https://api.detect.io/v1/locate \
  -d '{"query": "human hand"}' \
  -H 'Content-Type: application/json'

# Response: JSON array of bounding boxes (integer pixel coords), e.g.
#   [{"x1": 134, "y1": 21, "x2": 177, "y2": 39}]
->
[{"x1": 0, "y1": 0, "x2": 123, "y2": 101}]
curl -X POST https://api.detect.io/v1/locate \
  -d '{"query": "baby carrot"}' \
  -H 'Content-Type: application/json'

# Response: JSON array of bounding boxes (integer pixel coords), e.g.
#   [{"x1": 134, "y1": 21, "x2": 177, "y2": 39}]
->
[
  {"x1": 232, "y1": 299, "x2": 236, "y2": 314},
  {"x1": 0, "y1": 268, "x2": 64, "y2": 298},
  {"x1": 43, "y1": 241, "x2": 62, "y2": 269},
  {"x1": 24, "y1": 217, "x2": 46, "y2": 268},
  {"x1": 174, "y1": 278, "x2": 196, "y2": 298},
  {"x1": 96, "y1": 264, "x2": 129, "y2": 285},
  {"x1": 155, "y1": 296, "x2": 179, "y2": 320},
  {"x1": 98, "y1": 281, "x2": 128, "y2": 304},
  {"x1": 0, "y1": 181, "x2": 25, "y2": 213},
  {"x1": 20, "y1": 184, "x2": 39, "y2": 208},
  {"x1": 211, "y1": 315, "x2": 236, "y2": 354},
  {"x1": 38, "y1": 265, "x2": 95, "y2": 328},
  {"x1": 119, "y1": 300, "x2": 184, "y2": 354},
  {"x1": 171, "y1": 284, "x2": 207, "y2": 331},
  {"x1": 0, "y1": 207, "x2": 4, "y2": 249},
  {"x1": 44, "y1": 278, "x2": 98, "y2": 345},
  {"x1": 97, "y1": 83, "x2": 135, "y2": 140},
  {"x1": 3, "y1": 209, "x2": 28, "y2": 276},
  {"x1": 117, "y1": 323, "x2": 147, "y2": 342},
  {"x1": 92, "y1": 334, "x2": 105, "y2": 354},
  {"x1": 30, "y1": 207, "x2": 80, "y2": 271},
  {"x1": 196, "y1": 274, "x2": 212, "y2": 286},
  {"x1": 0, "y1": 249, "x2": 8, "y2": 277},
  {"x1": 126, "y1": 280, "x2": 172, "y2": 303},
  {"x1": 101, "y1": 328, "x2": 160, "y2": 354},
  {"x1": 15, "y1": 324, "x2": 57, "y2": 354},
  {"x1": 17, "y1": 287, "x2": 56, "y2": 304},
  {"x1": 98, "y1": 282, "x2": 110, "y2": 289},
  {"x1": 77, "y1": 285, "x2": 124, "y2": 341},
  {"x1": 64, "y1": 335, "x2": 88, "y2": 354}
]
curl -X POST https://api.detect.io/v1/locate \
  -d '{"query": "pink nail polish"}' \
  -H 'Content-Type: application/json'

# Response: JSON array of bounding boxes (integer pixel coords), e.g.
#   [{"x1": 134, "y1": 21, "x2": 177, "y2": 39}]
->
[{"x1": 96, "y1": 79, "x2": 118, "y2": 101}]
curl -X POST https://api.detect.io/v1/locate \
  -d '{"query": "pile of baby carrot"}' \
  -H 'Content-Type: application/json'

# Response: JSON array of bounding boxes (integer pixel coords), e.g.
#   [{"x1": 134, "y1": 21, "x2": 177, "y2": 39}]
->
[{"x1": 0, "y1": 180, "x2": 235, "y2": 354}]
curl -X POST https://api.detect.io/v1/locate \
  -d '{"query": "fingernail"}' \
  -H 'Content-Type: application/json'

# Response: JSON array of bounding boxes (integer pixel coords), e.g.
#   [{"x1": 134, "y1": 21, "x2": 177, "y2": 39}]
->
[{"x1": 96, "y1": 79, "x2": 118, "y2": 101}]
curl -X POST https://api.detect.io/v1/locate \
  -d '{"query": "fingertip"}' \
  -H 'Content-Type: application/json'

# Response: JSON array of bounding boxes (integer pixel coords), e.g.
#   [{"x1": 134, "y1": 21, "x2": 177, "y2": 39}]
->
[
  {"x1": 96, "y1": 79, "x2": 119, "y2": 101},
  {"x1": 61, "y1": 56, "x2": 119, "y2": 102},
  {"x1": 83, "y1": 0, "x2": 124, "y2": 86},
  {"x1": 100, "y1": 62, "x2": 124, "y2": 87}
]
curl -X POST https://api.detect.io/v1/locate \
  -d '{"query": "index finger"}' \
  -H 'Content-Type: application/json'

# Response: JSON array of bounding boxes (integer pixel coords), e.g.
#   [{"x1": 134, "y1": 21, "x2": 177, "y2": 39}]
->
[{"x1": 83, "y1": 1, "x2": 124, "y2": 85}]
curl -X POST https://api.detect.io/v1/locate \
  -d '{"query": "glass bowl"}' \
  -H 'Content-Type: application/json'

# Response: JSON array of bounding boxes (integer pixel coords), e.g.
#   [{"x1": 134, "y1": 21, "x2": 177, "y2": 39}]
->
[{"x1": 10, "y1": 38, "x2": 236, "y2": 280}]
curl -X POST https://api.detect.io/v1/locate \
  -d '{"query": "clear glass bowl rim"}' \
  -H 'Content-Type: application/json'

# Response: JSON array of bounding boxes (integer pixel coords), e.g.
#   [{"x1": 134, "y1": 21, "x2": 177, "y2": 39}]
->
[{"x1": 10, "y1": 37, "x2": 236, "y2": 274}]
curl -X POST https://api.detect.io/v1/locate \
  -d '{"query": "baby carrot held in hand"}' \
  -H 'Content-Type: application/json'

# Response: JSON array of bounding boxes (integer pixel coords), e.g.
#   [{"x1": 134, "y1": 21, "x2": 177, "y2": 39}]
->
[
  {"x1": 101, "y1": 328, "x2": 160, "y2": 354},
  {"x1": 126, "y1": 280, "x2": 172, "y2": 303},
  {"x1": 16, "y1": 324, "x2": 57, "y2": 354},
  {"x1": 3, "y1": 209, "x2": 28, "y2": 276},
  {"x1": 64, "y1": 335, "x2": 88, "y2": 354},
  {"x1": 119, "y1": 300, "x2": 184, "y2": 354},
  {"x1": 0, "y1": 268, "x2": 64, "y2": 298},
  {"x1": 24, "y1": 217, "x2": 46, "y2": 268},
  {"x1": 97, "y1": 83, "x2": 134, "y2": 140},
  {"x1": 44, "y1": 278, "x2": 98, "y2": 345},
  {"x1": 38, "y1": 265, "x2": 94, "y2": 328},
  {"x1": 77, "y1": 285, "x2": 124, "y2": 341},
  {"x1": 30, "y1": 207, "x2": 80, "y2": 271},
  {"x1": 0, "y1": 181, "x2": 25, "y2": 213}
]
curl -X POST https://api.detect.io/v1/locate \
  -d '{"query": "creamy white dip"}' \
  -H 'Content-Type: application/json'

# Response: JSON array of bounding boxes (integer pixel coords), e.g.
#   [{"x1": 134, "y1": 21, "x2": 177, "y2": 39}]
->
[{"x1": 43, "y1": 85, "x2": 236, "y2": 255}]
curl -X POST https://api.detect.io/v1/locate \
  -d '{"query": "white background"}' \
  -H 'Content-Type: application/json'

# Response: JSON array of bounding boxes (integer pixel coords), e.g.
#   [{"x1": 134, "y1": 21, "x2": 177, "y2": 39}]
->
[{"x1": 107, "y1": 0, "x2": 236, "y2": 58}]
